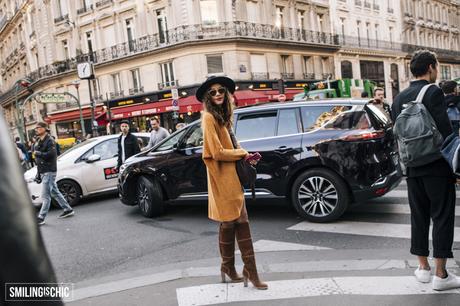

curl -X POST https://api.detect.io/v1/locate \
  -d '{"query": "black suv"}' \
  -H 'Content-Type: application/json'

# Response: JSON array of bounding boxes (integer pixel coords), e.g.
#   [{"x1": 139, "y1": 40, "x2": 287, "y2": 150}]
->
[{"x1": 118, "y1": 100, "x2": 401, "y2": 222}]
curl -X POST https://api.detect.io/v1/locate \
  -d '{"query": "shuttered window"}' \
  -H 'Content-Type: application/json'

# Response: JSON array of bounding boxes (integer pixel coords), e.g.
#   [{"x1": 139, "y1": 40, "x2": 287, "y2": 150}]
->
[{"x1": 206, "y1": 55, "x2": 223, "y2": 74}]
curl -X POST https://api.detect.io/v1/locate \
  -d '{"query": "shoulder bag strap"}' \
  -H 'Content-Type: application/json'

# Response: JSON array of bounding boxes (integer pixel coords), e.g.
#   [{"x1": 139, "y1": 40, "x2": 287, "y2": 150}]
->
[{"x1": 415, "y1": 83, "x2": 436, "y2": 103}]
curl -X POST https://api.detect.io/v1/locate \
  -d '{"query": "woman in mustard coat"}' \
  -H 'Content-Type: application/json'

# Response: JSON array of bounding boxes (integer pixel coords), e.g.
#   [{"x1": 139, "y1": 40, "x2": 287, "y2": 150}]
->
[{"x1": 196, "y1": 76, "x2": 267, "y2": 290}]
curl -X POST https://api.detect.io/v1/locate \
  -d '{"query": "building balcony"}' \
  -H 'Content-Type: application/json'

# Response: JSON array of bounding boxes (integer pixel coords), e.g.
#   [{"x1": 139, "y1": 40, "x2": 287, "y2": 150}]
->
[
  {"x1": 95, "y1": 0, "x2": 113, "y2": 9},
  {"x1": 0, "y1": 22, "x2": 339, "y2": 104},
  {"x1": 322, "y1": 73, "x2": 333, "y2": 79},
  {"x1": 251, "y1": 72, "x2": 269, "y2": 80},
  {"x1": 281, "y1": 73, "x2": 295, "y2": 80},
  {"x1": 93, "y1": 94, "x2": 104, "y2": 102},
  {"x1": 402, "y1": 43, "x2": 460, "y2": 61},
  {"x1": 54, "y1": 14, "x2": 69, "y2": 24},
  {"x1": 364, "y1": 1, "x2": 371, "y2": 9},
  {"x1": 158, "y1": 80, "x2": 178, "y2": 90},
  {"x1": 339, "y1": 35, "x2": 403, "y2": 52},
  {"x1": 129, "y1": 86, "x2": 144, "y2": 95},
  {"x1": 77, "y1": 5, "x2": 93, "y2": 15},
  {"x1": 355, "y1": 0, "x2": 362, "y2": 6},
  {"x1": 303, "y1": 73, "x2": 315, "y2": 80},
  {"x1": 109, "y1": 90, "x2": 124, "y2": 99},
  {"x1": 387, "y1": 7, "x2": 394, "y2": 13},
  {"x1": 373, "y1": 4, "x2": 379, "y2": 10}
]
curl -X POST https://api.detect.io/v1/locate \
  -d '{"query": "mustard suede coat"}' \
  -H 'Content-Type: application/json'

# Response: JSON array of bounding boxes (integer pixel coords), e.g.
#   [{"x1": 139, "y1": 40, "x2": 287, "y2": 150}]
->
[{"x1": 202, "y1": 112, "x2": 248, "y2": 222}]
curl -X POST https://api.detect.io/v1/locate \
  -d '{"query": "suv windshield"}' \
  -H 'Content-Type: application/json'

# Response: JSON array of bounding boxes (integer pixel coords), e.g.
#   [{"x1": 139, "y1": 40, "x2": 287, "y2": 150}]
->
[
  {"x1": 58, "y1": 138, "x2": 98, "y2": 160},
  {"x1": 151, "y1": 128, "x2": 187, "y2": 152}
]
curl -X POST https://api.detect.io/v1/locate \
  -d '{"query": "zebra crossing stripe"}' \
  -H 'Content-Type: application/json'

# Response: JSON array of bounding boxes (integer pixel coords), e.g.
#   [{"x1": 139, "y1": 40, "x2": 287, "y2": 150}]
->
[
  {"x1": 176, "y1": 276, "x2": 460, "y2": 306},
  {"x1": 350, "y1": 204, "x2": 460, "y2": 216},
  {"x1": 287, "y1": 221, "x2": 460, "y2": 242}
]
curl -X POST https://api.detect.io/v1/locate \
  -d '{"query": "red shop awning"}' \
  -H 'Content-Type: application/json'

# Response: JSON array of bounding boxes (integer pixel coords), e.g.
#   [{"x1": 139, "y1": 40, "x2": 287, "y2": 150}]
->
[
  {"x1": 46, "y1": 106, "x2": 105, "y2": 123},
  {"x1": 234, "y1": 90, "x2": 270, "y2": 107}
]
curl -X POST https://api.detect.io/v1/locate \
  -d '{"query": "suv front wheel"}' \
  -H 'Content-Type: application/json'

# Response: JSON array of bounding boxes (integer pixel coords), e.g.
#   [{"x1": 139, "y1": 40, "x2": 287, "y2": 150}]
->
[
  {"x1": 291, "y1": 168, "x2": 349, "y2": 222},
  {"x1": 137, "y1": 176, "x2": 165, "y2": 217}
]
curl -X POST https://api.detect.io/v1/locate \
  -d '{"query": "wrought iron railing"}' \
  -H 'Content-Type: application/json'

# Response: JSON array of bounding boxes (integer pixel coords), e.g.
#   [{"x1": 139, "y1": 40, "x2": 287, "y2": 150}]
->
[
  {"x1": 109, "y1": 90, "x2": 124, "y2": 99},
  {"x1": 96, "y1": 0, "x2": 113, "y2": 8},
  {"x1": 281, "y1": 73, "x2": 295, "y2": 80},
  {"x1": 303, "y1": 73, "x2": 315, "y2": 80},
  {"x1": 339, "y1": 35, "x2": 403, "y2": 52},
  {"x1": 129, "y1": 86, "x2": 144, "y2": 95},
  {"x1": 364, "y1": 1, "x2": 371, "y2": 8},
  {"x1": 402, "y1": 43, "x2": 460, "y2": 59},
  {"x1": 77, "y1": 5, "x2": 93, "y2": 15},
  {"x1": 387, "y1": 7, "x2": 394, "y2": 13},
  {"x1": 373, "y1": 3, "x2": 380, "y2": 10},
  {"x1": 158, "y1": 80, "x2": 178, "y2": 90},
  {"x1": 355, "y1": 0, "x2": 362, "y2": 6},
  {"x1": 251, "y1": 72, "x2": 269, "y2": 80},
  {"x1": 322, "y1": 73, "x2": 333, "y2": 79},
  {"x1": 54, "y1": 14, "x2": 69, "y2": 24}
]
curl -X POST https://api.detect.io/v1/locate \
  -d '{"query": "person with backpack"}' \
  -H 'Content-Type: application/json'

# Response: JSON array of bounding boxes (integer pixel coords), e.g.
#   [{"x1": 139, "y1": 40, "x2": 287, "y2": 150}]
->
[
  {"x1": 441, "y1": 80, "x2": 460, "y2": 136},
  {"x1": 391, "y1": 50, "x2": 460, "y2": 291}
]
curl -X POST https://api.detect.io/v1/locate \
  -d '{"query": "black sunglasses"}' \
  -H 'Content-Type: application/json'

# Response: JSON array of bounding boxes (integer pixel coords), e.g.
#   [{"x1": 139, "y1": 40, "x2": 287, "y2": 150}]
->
[{"x1": 208, "y1": 87, "x2": 227, "y2": 97}]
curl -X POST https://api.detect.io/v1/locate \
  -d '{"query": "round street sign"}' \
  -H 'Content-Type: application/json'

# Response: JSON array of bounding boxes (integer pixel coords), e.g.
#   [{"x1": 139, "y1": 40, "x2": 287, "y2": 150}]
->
[{"x1": 278, "y1": 94, "x2": 286, "y2": 102}]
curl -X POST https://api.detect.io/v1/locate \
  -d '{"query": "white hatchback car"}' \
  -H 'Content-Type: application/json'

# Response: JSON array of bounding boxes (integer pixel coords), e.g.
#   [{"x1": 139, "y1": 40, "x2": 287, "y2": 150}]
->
[{"x1": 24, "y1": 133, "x2": 150, "y2": 206}]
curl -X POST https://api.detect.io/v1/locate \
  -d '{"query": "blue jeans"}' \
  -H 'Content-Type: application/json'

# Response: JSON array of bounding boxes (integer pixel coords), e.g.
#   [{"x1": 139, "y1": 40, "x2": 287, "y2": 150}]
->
[{"x1": 38, "y1": 172, "x2": 72, "y2": 219}]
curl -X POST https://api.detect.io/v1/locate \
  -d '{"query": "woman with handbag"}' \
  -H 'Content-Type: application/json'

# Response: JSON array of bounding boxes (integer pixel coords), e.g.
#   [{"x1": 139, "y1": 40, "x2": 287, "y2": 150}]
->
[{"x1": 197, "y1": 76, "x2": 267, "y2": 290}]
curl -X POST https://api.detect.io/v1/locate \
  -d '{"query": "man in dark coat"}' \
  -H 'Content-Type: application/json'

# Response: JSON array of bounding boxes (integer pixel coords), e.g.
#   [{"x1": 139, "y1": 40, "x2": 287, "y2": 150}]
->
[
  {"x1": 117, "y1": 120, "x2": 140, "y2": 169},
  {"x1": 35, "y1": 122, "x2": 74, "y2": 225},
  {"x1": 391, "y1": 50, "x2": 460, "y2": 291}
]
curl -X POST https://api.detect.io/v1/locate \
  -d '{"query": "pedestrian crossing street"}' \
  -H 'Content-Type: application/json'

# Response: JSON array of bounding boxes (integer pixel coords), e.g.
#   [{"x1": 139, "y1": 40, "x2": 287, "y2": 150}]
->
[{"x1": 176, "y1": 180, "x2": 460, "y2": 306}]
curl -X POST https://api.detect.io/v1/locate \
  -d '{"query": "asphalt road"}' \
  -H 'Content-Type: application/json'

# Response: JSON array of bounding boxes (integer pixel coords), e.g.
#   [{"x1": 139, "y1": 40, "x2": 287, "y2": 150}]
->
[{"x1": 41, "y1": 180, "x2": 460, "y2": 283}]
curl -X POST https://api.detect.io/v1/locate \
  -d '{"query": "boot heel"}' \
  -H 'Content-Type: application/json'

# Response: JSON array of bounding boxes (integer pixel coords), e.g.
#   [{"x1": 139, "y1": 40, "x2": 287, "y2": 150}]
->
[
  {"x1": 221, "y1": 271, "x2": 226, "y2": 283},
  {"x1": 243, "y1": 276, "x2": 248, "y2": 287}
]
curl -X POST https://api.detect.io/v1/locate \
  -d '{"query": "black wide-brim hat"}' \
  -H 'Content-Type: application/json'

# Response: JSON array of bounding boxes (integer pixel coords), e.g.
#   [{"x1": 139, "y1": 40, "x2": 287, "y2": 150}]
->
[{"x1": 195, "y1": 76, "x2": 235, "y2": 102}]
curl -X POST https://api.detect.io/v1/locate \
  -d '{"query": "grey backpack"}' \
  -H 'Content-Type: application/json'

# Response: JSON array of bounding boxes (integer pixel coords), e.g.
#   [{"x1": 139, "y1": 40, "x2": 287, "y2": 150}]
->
[{"x1": 393, "y1": 84, "x2": 444, "y2": 168}]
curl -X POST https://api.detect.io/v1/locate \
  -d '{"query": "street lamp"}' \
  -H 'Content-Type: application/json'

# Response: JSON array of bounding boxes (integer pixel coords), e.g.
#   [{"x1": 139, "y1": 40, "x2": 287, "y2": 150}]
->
[
  {"x1": 14, "y1": 78, "x2": 32, "y2": 144},
  {"x1": 70, "y1": 80, "x2": 87, "y2": 138}
]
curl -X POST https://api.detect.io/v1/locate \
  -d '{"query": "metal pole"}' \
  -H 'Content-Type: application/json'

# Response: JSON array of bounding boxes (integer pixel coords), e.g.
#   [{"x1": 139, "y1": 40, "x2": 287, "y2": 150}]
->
[
  {"x1": 14, "y1": 84, "x2": 25, "y2": 144},
  {"x1": 75, "y1": 85, "x2": 86, "y2": 137},
  {"x1": 87, "y1": 79, "x2": 98, "y2": 137},
  {"x1": 105, "y1": 92, "x2": 112, "y2": 134}
]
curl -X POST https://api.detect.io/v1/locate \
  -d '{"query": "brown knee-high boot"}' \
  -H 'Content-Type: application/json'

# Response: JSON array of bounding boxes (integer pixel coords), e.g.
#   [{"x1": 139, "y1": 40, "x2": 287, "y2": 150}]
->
[
  {"x1": 235, "y1": 221, "x2": 268, "y2": 290},
  {"x1": 219, "y1": 223, "x2": 243, "y2": 283}
]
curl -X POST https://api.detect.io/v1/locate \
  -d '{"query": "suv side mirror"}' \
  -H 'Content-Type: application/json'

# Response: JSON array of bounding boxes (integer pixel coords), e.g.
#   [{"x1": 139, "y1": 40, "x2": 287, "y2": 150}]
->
[{"x1": 86, "y1": 154, "x2": 101, "y2": 163}]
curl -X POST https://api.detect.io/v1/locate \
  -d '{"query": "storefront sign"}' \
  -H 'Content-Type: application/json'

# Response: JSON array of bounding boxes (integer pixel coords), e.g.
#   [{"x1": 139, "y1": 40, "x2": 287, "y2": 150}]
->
[
  {"x1": 38, "y1": 93, "x2": 67, "y2": 104},
  {"x1": 253, "y1": 83, "x2": 271, "y2": 90},
  {"x1": 115, "y1": 100, "x2": 135, "y2": 107},
  {"x1": 142, "y1": 109, "x2": 158, "y2": 115},
  {"x1": 159, "y1": 92, "x2": 172, "y2": 100}
]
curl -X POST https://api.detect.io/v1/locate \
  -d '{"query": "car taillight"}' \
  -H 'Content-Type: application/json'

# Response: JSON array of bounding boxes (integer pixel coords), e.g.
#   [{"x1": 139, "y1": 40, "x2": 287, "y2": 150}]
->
[{"x1": 341, "y1": 130, "x2": 385, "y2": 141}]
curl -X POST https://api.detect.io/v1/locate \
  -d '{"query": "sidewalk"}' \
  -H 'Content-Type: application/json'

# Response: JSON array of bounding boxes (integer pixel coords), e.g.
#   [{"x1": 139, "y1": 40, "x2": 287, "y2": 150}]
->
[{"x1": 66, "y1": 249, "x2": 460, "y2": 306}]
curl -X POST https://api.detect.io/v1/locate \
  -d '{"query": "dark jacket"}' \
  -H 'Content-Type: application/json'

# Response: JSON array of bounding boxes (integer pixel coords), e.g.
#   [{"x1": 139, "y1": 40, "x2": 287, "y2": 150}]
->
[
  {"x1": 117, "y1": 132, "x2": 140, "y2": 168},
  {"x1": 0, "y1": 115, "x2": 63, "y2": 305},
  {"x1": 35, "y1": 134, "x2": 57, "y2": 173},
  {"x1": 391, "y1": 80, "x2": 453, "y2": 178},
  {"x1": 445, "y1": 94, "x2": 460, "y2": 110}
]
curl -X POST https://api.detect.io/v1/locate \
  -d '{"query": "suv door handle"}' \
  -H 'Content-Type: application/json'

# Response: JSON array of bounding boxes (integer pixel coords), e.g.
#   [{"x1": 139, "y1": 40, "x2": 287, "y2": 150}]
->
[{"x1": 274, "y1": 146, "x2": 293, "y2": 154}]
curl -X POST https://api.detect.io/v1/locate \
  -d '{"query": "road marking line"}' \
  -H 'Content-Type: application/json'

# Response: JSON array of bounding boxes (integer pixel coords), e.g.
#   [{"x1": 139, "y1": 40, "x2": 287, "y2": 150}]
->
[
  {"x1": 176, "y1": 276, "x2": 460, "y2": 306},
  {"x1": 287, "y1": 221, "x2": 460, "y2": 242},
  {"x1": 235, "y1": 239, "x2": 331, "y2": 254},
  {"x1": 350, "y1": 204, "x2": 460, "y2": 216}
]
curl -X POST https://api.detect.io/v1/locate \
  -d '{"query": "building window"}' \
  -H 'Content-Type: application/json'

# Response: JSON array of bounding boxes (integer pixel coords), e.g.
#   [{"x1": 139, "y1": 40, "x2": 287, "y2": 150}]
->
[
  {"x1": 250, "y1": 54, "x2": 268, "y2": 79},
  {"x1": 341, "y1": 61, "x2": 353, "y2": 79},
  {"x1": 317, "y1": 14, "x2": 324, "y2": 32},
  {"x1": 112, "y1": 73, "x2": 122, "y2": 93},
  {"x1": 366, "y1": 22, "x2": 370, "y2": 45},
  {"x1": 374, "y1": 24, "x2": 379, "y2": 41},
  {"x1": 131, "y1": 69, "x2": 141, "y2": 90},
  {"x1": 389, "y1": 26, "x2": 393, "y2": 44},
  {"x1": 160, "y1": 61, "x2": 175, "y2": 86},
  {"x1": 297, "y1": 10, "x2": 305, "y2": 30},
  {"x1": 57, "y1": 0, "x2": 68, "y2": 16},
  {"x1": 86, "y1": 31, "x2": 93, "y2": 54},
  {"x1": 303, "y1": 56, "x2": 315, "y2": 79},
  {"x1": 156, "y1": 8, "x2": 168, "y2": 44},
  {"x1": 357, "y1": 21, "x2": 361, "y2": 45},
  {"x1": 200, "y1": 0, "x2": 218, "y2": 26},
  {"x1": 126, "y1": 18, "x2": 135, "y2": 51},
  {"x1": 206, "y1": 54, "x2": 223, "y2": 74},
  {"x1": 440, "y1": 65, "x2": 451, "y2": 80},
  {"x1": 275, "y1": 6, "x2": 284, "y2": 28},
  {"x1": 246, "y1": 0, "x2": 259, "y2": 23},
  {"x1": 340, "y1": 18, "x2": 346, "y2": 40},
  {"x1": 62, "y1": 40, "x2": 69, "y2": 60}
]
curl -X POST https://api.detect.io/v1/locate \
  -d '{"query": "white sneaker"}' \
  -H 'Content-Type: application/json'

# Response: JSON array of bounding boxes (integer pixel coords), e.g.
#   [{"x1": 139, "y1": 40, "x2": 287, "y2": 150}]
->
[
  {"x1": 433, "y1": 271, "x2": 460, "y2": 291},
  {"x1": 414, "y1": 267, "x2": 432, "y2": 283}
]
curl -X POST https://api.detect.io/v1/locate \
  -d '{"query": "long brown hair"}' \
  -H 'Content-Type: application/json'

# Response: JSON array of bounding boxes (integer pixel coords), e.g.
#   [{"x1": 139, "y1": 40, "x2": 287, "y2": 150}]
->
[{"x1": 203, "y1": 86, "x2": 235, "y2": 128}]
